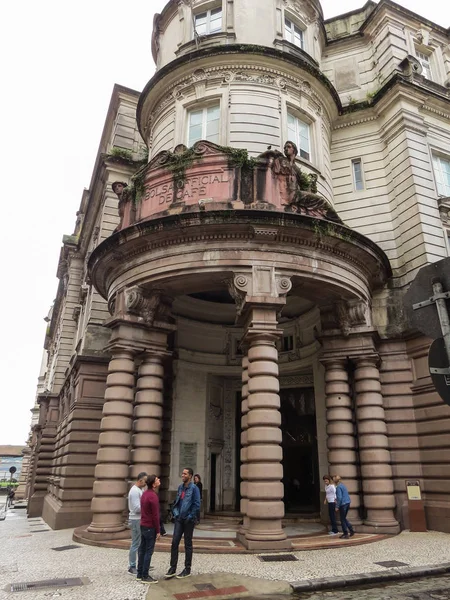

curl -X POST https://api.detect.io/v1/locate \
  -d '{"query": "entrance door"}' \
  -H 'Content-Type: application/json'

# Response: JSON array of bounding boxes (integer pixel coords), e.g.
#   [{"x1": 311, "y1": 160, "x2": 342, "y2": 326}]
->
[
  {"x1": 210, "y1": 454, "x2": 217, "y2": 512},
  {"x1": 280, "y1": 387, "x2": 319, "y2": 513}
]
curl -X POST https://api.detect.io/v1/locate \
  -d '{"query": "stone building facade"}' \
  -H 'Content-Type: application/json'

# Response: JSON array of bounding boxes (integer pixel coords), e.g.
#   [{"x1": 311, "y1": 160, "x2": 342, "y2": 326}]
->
[{"x1": 28, "y1": 0, "x2": 450, "y2": 548}]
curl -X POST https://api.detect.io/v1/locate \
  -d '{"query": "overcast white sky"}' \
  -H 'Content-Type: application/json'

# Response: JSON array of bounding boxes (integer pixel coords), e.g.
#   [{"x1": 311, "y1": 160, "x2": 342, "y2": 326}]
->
[{"x1": 1, "y1": 0, "x2": 449, "y2": 446}]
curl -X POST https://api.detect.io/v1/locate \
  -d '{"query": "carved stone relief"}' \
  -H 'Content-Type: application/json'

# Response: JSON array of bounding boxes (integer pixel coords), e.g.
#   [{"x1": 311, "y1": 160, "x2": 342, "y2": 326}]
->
[
  {"x1": 147, "y1": 64, "x2": 331, "y2": 130},
  {"x1": 125, "y1": 285, "x2": 173, "y2": 325}
]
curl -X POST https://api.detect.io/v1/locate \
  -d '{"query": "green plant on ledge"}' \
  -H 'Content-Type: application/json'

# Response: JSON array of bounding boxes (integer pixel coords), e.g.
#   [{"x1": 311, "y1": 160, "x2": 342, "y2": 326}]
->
[
  {"x1": 166, "y1": 148, "x2": 197, "y2": 188},
  {"x1": 108, "y1": 146, "x2": 134, "y2": 161},
  {"x1": 220, "y1": 146, "x2": 257, "y2": 172}
]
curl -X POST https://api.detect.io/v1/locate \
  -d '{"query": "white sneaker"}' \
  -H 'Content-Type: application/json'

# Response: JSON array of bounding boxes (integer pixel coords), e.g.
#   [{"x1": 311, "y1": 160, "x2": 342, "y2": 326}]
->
[{"x1": 328, "y1": 532, "x2": 338, "y2": 535}]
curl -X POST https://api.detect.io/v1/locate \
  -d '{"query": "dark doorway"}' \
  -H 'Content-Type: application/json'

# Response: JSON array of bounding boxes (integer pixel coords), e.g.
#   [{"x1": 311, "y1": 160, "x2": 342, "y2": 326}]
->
[
  {"x1": 280, "y1": 387, "x2": 320, "y2": 513},
  {"x1": 235, "y1": 391, "x2": 242, "y2": 511},
  {"x1": 210, "y1": 453, "x2": 217, "y2": 512}
]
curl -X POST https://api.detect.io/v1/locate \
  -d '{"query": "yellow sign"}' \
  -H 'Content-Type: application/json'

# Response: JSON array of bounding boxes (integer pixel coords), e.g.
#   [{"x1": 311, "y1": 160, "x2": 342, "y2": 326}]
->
[{"x1": 406, "y1": 480, "x2": 421, "y2": 500}]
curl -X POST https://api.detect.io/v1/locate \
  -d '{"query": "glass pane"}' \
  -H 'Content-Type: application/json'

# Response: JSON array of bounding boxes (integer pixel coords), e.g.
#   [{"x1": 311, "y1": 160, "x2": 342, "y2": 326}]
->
[
  {"x1": 189, "y1": 109, "x2": 203, "y2": 126},
  {"x1": 206, "y1": 105, "x2": 220, "y2": 141},
  {"x1": 207, "y1": 105, "x2": 220, "y2": 122},
  {"x1": 210, "y1": 8, "x2": 222, "y2": 33},
  {"x1": 206, "y1": 116, "x2": 219, "y2": 139},
  {"x1": 294, "y1": 26, "x2": 303, "y2": 49},
  {"x1": 284, "y1": 18, "x2": 292, "y2": 41},
  {"x1": 195, "y1": 12, "x2": 207, "y2": 35},
  {"x1": 188, "y1": 124, "x2": 202, "y2": 147}
]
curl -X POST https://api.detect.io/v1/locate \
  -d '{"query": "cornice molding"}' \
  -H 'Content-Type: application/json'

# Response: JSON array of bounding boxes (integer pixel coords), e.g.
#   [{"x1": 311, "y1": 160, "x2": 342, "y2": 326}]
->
[{"x1": 88, "y1": 211, "x2": 391, "y2": 302}]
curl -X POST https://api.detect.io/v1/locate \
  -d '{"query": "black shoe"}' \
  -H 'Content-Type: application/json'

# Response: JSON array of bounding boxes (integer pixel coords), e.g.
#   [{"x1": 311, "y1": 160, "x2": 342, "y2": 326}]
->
[
  {"x1": 161, "y1": 531, "x2": 168, "y2": 536},
  {"x1": 349, "y1": 531, "x2": 355, "y2": 537},
  {"x1": 339, "y1": 534, "x2": 349, "y2": 539},
  {"x1": 141, "y1": 576, "x2": 158, "y2": 584},
  {"x1": 165, "y1": 567, "x2": 176, "y2": 579},
  {"x1": 128, "y1": 566, "x2": 137, "y2": 575},
  {"x1": 176, "y1": 568, "x2": 191, "y2": 579},
  {"x1": 136, "y1": 576, "x2": 142, "y2": 581}
]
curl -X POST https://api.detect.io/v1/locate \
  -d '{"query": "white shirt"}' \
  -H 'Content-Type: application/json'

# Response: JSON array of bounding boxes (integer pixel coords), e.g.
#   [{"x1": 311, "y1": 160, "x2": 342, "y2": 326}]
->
[
  {"x1": 325, "y1": 483, "x2": 337, "y2": 503},
  {"x1": 128, "y1": 485, "x2": 143, "y2": 520}
]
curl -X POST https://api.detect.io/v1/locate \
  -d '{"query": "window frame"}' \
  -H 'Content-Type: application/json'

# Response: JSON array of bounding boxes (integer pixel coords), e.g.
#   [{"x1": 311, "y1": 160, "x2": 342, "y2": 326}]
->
[
  {"x1": 352, "y1": 158, "x2": 365, "y2": 192},
  {"x1": 416, "y1": 49, "x2": 433, "y2": 81},
  {"x1": 284, "y1": 15, "x2": 305, "y2": 50},
  {"x1": 432, "y1": 154, "x2": 450, "y2": 198},
  {"x1": 193, "y1": 6, "x2": 223, "y2": 37},
  {"x1": 287, "y1": 111, "x2": 311, "y2": 162},
  {"x1": 186, "y1": 102, "x2": 221, "y2": 148}
]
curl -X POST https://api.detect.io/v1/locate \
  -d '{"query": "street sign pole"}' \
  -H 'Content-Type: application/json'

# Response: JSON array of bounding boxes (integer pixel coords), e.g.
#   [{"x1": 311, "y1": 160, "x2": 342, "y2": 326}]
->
[{"x1": 413, "y1": 278, "x2": 450, "y2": 376}]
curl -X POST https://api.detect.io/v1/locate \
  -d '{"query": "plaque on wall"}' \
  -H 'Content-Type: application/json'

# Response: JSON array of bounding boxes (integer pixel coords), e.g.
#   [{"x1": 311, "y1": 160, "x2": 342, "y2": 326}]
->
[
  {"x1": 406, "y1": 480, "x2": 422, "y2": 500},
  {"x1": 179, "y1": 442, "x2": 197, "y2": 475}
]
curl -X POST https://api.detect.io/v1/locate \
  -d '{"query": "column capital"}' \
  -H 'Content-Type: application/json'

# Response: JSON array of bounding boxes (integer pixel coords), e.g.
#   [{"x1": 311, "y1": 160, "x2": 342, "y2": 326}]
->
[
  {"x1": 228, "y1": 268, "x2": 291, "y2": 323},
  {"x1": 319, "y1": 355, "x2": 348, "y2": 369},
  {"x1": 350, "y1": 353, "x2": 380, "y2": 368}
]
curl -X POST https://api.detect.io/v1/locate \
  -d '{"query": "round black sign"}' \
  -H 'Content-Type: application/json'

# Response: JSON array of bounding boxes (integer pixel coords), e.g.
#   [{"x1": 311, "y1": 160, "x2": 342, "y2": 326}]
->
[
  {"x1": 428, "y1": 337, "x2": 450, "y2": 407},
  {"x1": 9, "y1": 466, "x2": 17, "y2": 474}
]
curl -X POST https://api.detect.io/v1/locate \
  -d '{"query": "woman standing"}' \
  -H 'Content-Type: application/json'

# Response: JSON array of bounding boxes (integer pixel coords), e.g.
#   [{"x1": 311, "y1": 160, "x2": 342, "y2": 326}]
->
[
  {"x1": 323, "y1": 475, "x2": 338, "y2": 535},
  {"x1": 194, "y1": 474, "x2": 203, "y2": 523},
  {"x1": 333, "y1": 475, "x2": 355, "y2": 539}
]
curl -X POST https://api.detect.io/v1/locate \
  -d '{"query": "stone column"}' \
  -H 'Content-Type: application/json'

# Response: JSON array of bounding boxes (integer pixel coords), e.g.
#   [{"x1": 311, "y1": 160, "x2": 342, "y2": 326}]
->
[
  {"x1": 131, "y1": 354, "x2": 165, "y2": 479},
  {"x1": 86, "y1": 348, "x2": 135, "y2": 537},
  {"x1": 28, "y1": 395, "x2": 59, "y2": 518},
  {"x1": 323, "y1": 358, "x2": 361, "y2": 525},
  {"x1": 241, "y1": 305, "x2": 290, "y2": 550},
  {"x1": 15, "y1": 445, "x2": 31, "y2": 500},
  {"x1": 353, "y1": 355, "x2": 399, "y2": 533},
  {"x1": 238, "y1": 354, "x2": 249, "y2": 535}
]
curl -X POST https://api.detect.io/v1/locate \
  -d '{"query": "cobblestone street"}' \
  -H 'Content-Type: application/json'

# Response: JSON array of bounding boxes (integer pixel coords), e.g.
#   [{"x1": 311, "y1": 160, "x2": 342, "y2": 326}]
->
[{"x1": 296, "y1": 576, "x2": 450, "y2": 600}]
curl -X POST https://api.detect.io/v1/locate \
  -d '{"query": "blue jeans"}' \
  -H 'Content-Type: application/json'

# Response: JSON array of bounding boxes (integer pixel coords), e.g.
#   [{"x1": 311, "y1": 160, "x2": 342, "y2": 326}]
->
[
  {"x1": 338, "y1": 503, "x2": 353, "y2": 535},
  {"x1": 128, "y1": 519, "x2": 141, "y2": 568},
  {"x1": 137, "y1": 527, "x2": 156, "y2": 578},
  {"x1": 170, "y1": 518, "x2": 195, "y2": 570},
  {"x1": 328, "y1": 502, "x2": 338, "y2": 533}
]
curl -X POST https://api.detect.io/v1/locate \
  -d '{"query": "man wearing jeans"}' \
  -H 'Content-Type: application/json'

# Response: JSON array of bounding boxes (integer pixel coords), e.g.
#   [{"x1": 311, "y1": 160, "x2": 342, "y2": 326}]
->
[
  {"x1": 137, "y1": 475, "x2": 161, "y2": 584},
  {"x1": 333, "y1": 474, "x2": 355, "y2": 539},
  {"x1": 165, "y1": 468, "x2": 201, "y2": 579},
  {"x1": 127, "y1": 472, "x2": 147, "y2": 575}
]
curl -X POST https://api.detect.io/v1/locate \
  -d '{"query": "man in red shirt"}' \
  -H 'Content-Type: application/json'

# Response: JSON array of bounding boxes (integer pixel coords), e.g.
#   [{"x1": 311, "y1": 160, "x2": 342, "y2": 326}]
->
[{"x1": 137, "y1": 474, "x2": 161, "y2": 584}]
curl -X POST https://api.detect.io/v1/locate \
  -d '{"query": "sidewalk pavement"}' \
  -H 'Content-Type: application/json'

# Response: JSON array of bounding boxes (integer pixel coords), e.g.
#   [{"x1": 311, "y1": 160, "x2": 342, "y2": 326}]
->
[{"x1": 2, "y1": 508, "x2": 450, "y2": 599}]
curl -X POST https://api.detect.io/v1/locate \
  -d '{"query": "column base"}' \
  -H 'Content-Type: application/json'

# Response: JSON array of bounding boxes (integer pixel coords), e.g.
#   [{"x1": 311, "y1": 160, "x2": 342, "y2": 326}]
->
[
  {"x1": 347, "y1": 508, "x2": 363, "y2": 526},
  {"x1": 77, "y1": 524, "x2": 131, "y2": 543},
  {"x1": 358, "y1": 521, "x2": 401, "y2": 535},
  {"x1": 27, "y1": 492, "x2": 46, "y2": 518},
  {"x1": 237, "y1": 532, "x2": 292, "y2": 551},
  {"x1": 42, "y1": 494, "x2": 93, "y2": 530}
]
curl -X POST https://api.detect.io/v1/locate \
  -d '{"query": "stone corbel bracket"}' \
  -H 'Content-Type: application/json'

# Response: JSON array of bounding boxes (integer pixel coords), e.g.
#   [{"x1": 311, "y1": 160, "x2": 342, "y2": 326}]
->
[
  {"x1": 398, "y1": 55, "x2": 422, "y2": 79},
  {"x1": 321, "y1": 299, "x2": 371, "y2": 337},
  {"x1": 125, "y1": 285, "x2": 173, "y2": 326},
  {"x1": 229, "y1": 267, "x2": 292, "y2": 322}
]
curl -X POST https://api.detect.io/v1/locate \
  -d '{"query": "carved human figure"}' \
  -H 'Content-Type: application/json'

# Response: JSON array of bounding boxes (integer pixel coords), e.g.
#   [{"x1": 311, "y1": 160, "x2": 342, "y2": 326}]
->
[
  {"x1": 281, "y1": 141, "x2": 343, "y2": 224},
  {"x1": 112, "y1": 181, "x2": 128, "y2": 231}
]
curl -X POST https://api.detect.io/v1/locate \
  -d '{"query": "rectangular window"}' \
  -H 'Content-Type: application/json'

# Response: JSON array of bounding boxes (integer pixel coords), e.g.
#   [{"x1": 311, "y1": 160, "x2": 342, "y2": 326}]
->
[
  {"x1": 194, "y1": 7, "x2": 222, "y2": 36},
  {"x1": 187, "y1": 104, "x2": 220, "y2": 147},
  {"x1": 282, "y1": 335, "x2": 294, "y2": 352},
  {"x1": 352, "y1": 158, "x2": 364, "y2": 191},
  {"x1": 284, "y1": 17, "x2": 305, "y2": 50},
  {"x1": 287, "y1": 112, "x2": 310, "y2": 161},
  {"x1": 416, "y1": 51, "x2": 433, "y2": 80},
  {"x1": 433, "y1": 155, "x2": 450, "y2": 197}
]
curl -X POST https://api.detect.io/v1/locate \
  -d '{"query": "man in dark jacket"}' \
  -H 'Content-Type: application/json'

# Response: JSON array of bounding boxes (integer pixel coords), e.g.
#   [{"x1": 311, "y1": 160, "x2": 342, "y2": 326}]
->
[
  {"x1": 165, "y1": 467, "x2": 201, "y2": 579},
  {"x1": 137, "y1": 474, "x2": 161, "y2": 584}
]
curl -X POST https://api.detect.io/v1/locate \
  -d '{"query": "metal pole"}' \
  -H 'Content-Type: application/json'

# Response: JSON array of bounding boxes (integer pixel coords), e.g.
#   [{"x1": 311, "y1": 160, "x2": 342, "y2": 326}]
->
[{"x1": 432, "y1": 279, "x2": 450, "y2": 367}]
